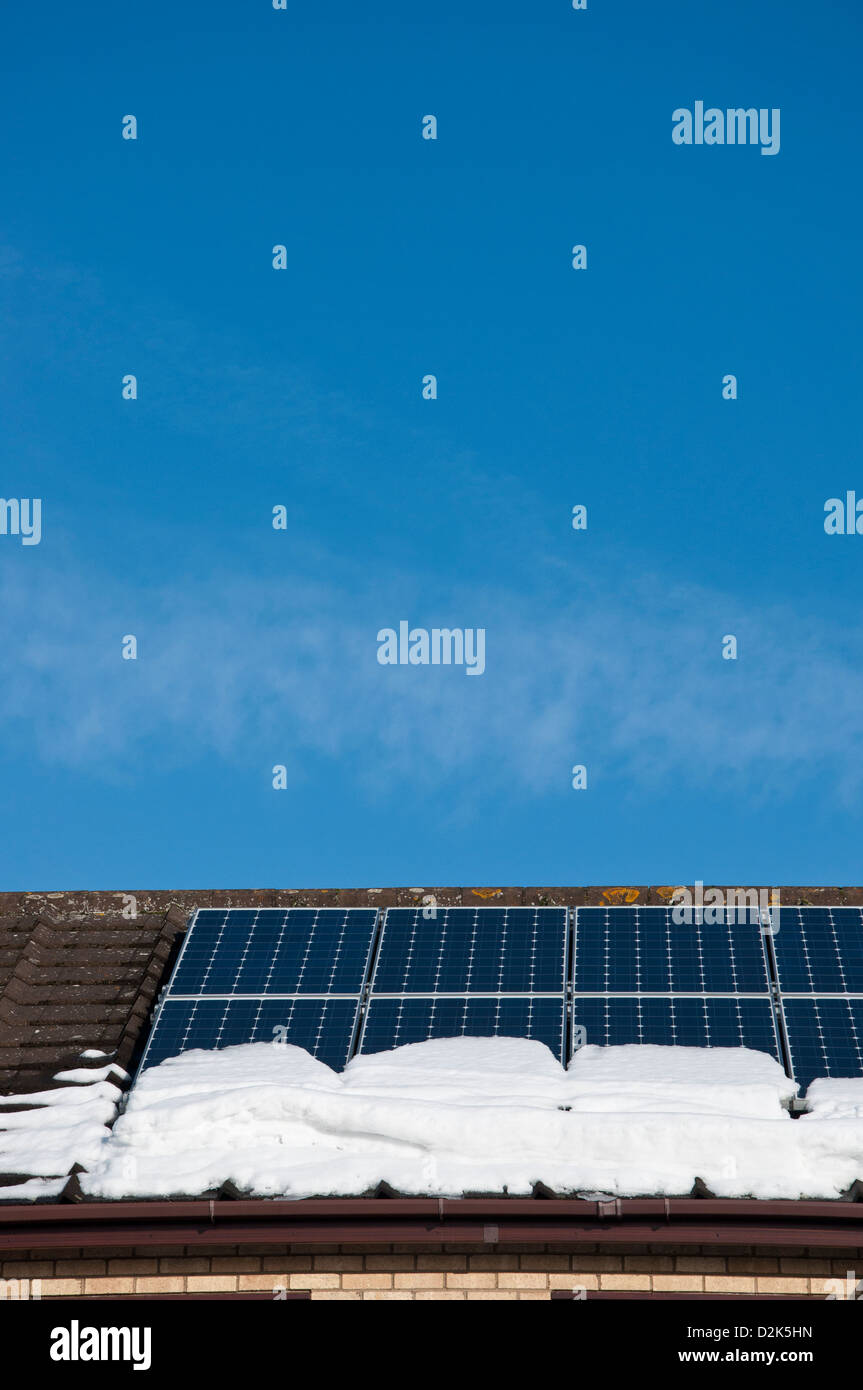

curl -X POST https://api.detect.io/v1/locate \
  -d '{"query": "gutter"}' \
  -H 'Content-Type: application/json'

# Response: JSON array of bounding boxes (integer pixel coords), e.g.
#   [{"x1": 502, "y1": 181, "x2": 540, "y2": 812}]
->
[{"x1": 1, "y1": 1197, "x2": 862, "y2": 1251}]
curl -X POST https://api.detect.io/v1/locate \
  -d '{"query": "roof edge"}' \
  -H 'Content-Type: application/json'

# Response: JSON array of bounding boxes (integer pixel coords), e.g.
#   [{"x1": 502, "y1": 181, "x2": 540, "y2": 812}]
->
[{"x1": 2, "y1": 1197, "x2": 862, "y2": 1251}]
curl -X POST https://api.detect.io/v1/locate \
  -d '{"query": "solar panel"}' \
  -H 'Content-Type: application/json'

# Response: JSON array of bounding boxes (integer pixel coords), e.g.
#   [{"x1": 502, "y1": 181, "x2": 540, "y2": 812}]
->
[
  {"x1": 139, "y1": 995, "x2": 362, "y2": 1073},
  {"x1": 780, "y1": 998, "x2": 863, "y2": 1092},
  {"x1": 135, "y1": 902, "x2": 863, "y2": 1090},
  {"x1": 571, "y1": 995, "x2": 782, "y2": 1061},
  {"x1": 770, "y1": 907, "x2": 863, "y2": 994},
  {"x1": 359, "y1": 995, "x2": 566, "y2": 1062},
  {"x1": 370, "y1": 906, "x2": 568, "y2": 994},
  {"x1": 573, "y1": 906, "x2": 771, "y2": 994},
  {"x1": 171, "y1": 907, "x2": 378, "y2": 995},
  {"x1": 357, "y1": 907, "x2": 569, "y2": 1062},
  {"x1": 138, "y1": 907, "x2": 379, "y2": 1073}
]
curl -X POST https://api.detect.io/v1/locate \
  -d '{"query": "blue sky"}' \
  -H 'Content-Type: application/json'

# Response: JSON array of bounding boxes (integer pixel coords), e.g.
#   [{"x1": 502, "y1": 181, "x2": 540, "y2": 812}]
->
[{"x1": 1, "y1": 0, "x2": 862, "y2": 890}]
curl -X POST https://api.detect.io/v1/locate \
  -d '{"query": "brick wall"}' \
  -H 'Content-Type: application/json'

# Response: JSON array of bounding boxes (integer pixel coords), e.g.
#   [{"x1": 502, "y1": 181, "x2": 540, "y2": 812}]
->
[{"x1": 1, "y1": 1243, "x2": 858, "y2": 1300}]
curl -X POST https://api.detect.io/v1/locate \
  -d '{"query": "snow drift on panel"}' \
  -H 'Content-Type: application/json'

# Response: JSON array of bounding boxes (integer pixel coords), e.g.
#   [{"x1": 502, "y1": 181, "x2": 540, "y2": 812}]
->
[{"x1": 76, "y1": 1037, "x2": 863, "y2": 1202}]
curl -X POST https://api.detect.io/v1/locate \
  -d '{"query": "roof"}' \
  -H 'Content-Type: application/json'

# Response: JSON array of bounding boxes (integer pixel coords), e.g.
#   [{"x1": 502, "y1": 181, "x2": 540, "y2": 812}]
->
[
  {"x1": 0, "y1": 902, "x2": 186, "y2": 1097},
  {"x1": 1, "y1": 886, "x2": 862, "y2": 1210},
  {"x1": 3, "y1": 884, "x2": 861, "y2": 1094}
]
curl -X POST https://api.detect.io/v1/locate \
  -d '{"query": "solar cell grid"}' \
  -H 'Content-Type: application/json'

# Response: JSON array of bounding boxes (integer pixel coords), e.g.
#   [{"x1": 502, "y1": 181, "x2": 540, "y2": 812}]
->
[
  {"x1": 371, "y1": 906, "x2": 567, "y2": 994},
  {"x1": 359, "y1": 994, "x2": 566, "y2": 1062},
  {"x1": 141, "y1": 995, "x2": 361, "y2": 1072},
  {"x1": 571, "y1": 995, "x2": 781, "y2": 1062},
  {"x1": 171, "y1": 908, "x2": 378, "y2": 996},
  {"x1": 573, "y1": 906, "x2": 770, "y2": 994},
  {"x1": 771, "y1": 907, "x2": 863, "y2": 994},
  {"x1": 781, "y1": 997, "x2": 863, "y2": 1092}
]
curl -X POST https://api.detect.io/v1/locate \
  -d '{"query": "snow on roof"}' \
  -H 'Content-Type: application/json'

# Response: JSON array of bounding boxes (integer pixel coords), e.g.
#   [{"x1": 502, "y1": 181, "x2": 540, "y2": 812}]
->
[
  {"x1": 802, "y1": 1078, "x2": 863, "y2": 1121},
  {"x1": 67, "y1": 1038, "x2": 863, "y2": 1204}
]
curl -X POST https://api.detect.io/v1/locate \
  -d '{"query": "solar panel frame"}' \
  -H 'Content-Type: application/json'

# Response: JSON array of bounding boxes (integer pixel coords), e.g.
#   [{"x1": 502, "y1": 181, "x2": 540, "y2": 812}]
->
[
  {"x1": 169, "y1": 906, "x2": 380, "y2": 997},
  {"x1": 569, "y1": 993, "x2": 784, "y2": 1064},
  {"x1": 778, "y1": 996, "x2": 863, "y2": 1091},
  {"x1": 572, "y1": 905, "x2": 774, "y2": 995},
  {"x1": 356, "y1": 906, "x2": 570, "y2": 1063},
  {"x1": 368, "y1": 905, "x2": 569, "y2": 995},
  {"x1": 770, "y1": 905, "x2": 863, "y2": 995},
  {"x1": 357, "y1": 993, "x2": 567, "y2": 1064},
  {"x1": 136, "y1": 906, "x2": 381, "y2": 1075},
  {"x1": 139, "y1": 995, "x2": 364, "y2": 1073}
]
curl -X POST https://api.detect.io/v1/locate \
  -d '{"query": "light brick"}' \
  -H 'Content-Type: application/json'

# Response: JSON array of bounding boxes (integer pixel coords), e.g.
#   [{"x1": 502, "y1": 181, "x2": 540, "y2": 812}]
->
[
  {"x1": 550, "y1": 1274, "x2": 599, "y2": 1291},
  {"x1": 240, "y1": 1275, "x2": 289, "y2": 1292},
  {"x1": 290, "y1": 1273, "x2": 341, "y2": 1290},
  {"x1": 310, "y1": 1290, "x2": 362, "y2": 1300},
  {"x1": 83, "y1": 1278, "x2": 135, "y2": 1295},
  {"x1": 341, "y1": 1273, "x2": 392, "y2": 1290},
  {"x1": 446, "y1": 1273, "x2": 497, "y2": 1289},
  {"x1": 705, "y1": 1275, "x2": 756, "y2": 1293},
  {"x1": 394, "y1": 1273, "x2": 445, "y2": 1289},
  {"x1": 40, "y1": 1279, "x2": 84, "y2": 1297},
  {"x1": 811, "y1": 1276, "x2": 845, "y2": 1297},
  {"x1": 497, "y1": 1272, "x2": 547, "y2": 1289},
  {"x1": 599, "y1": 1274, "x2": 651, "y2": 1290},
  {"x1": 134, "y1": 1276, "x2": 186, "y2": 1294},
  {"x1": 755, "y1": 1277, "x2": 811, "y2": 1294},
  {"x1": 362, "y1": 1290, "x2": 414, "y2": 1300},
  {"x1": 467, "y1": 1291, "x2": 518, "y2": 1300},
  {"x1": 185, "y1": 1275, "x2": 238, "y2": 1292},
  {"x1": 652, "y1": 1274, "x2": 705, "y2": 1292},
  {"x1": 415, "y1": 1290, "x2": 466, "y2": 1300}
]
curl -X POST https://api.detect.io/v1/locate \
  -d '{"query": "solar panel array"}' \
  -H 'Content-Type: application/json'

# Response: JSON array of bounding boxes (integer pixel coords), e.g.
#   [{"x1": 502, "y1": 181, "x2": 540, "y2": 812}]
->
[
  {"x1": 138, "y1": 908, "x2": 378, "y2": 1073},
  {"x1": 357, "y1": 906, "x2": 568, "y2": 1062},
  {"x1": 571, "y1": 905, "x2": 782, "y2": 1064},
  {"x1": 770, "y1": 907, "x2": 863, "y2": 1089},
  {"x1": 138, "y1": 903, "x2": 863, "y2": 1090}
]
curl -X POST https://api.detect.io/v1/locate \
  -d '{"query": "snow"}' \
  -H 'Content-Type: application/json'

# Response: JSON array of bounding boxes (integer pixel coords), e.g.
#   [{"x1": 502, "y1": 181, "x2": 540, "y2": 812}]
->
[
  {"x1": 566, "y1": 1044, "x2": 796, "y2": 1118},
  {"x1": 0, "y1": 1071, "x2": 123, "y2": 1187},
  {"x1": 0, "y1": 1177, "x2": 67, "y2": 1201},
  {"x1": 54, "y1": 1064, "x2": 129, "y2": 1085},
  {"x1": 803, "y1": 1078, "x2": 863, "y2": 1121},
  {"x1": 73, "y1": 1037, "x2": 863, "y2": 1203},
  {"x1": 2, "y1": 1037, "x2": 861, "y2": 1204}
]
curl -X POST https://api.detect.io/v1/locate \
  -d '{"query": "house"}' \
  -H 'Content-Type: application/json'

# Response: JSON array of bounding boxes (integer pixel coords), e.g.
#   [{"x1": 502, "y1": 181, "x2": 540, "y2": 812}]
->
[{"x1": 2, "y1": 886, "x2": 862, "y2": 1303}]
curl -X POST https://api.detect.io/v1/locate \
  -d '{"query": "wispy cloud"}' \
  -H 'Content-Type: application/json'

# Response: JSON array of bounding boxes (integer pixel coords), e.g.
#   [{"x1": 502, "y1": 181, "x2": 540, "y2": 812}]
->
[{"x1": 1, "y1": 553, "x2": 861, "y2": 805}]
